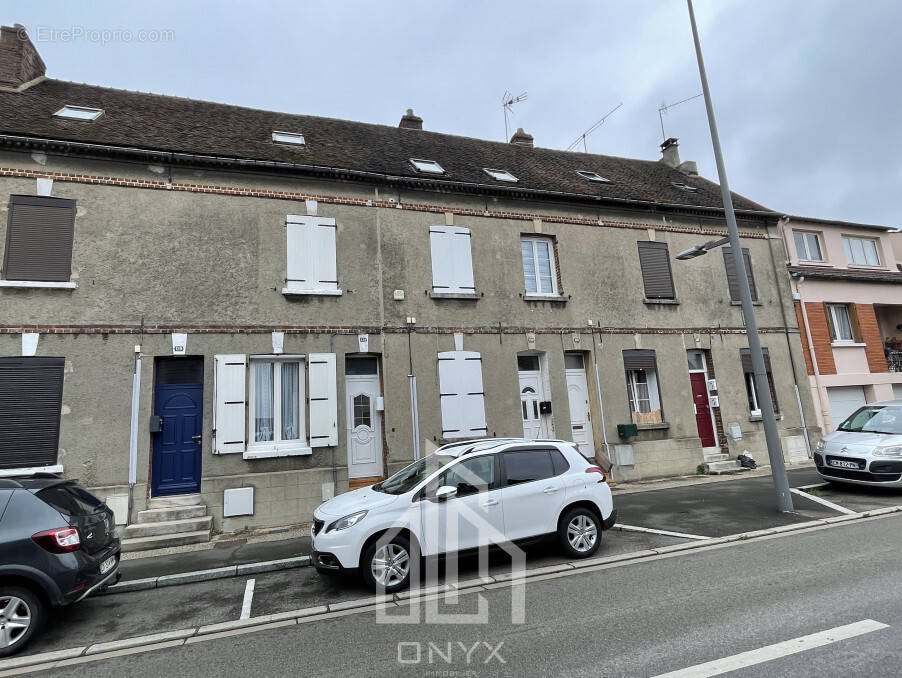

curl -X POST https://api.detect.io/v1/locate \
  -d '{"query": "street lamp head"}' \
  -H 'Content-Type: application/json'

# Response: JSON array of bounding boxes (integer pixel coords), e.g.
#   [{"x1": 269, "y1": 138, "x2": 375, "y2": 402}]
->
[{"x1": 676, "y1": 245, "x2": 708, "y2": 260}]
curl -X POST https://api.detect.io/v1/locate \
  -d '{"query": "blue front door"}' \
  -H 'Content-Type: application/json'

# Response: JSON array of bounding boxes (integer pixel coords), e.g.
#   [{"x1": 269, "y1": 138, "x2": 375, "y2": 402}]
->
[{"x1": 152, "y1": 383, "x2": 203, "y2": 496}]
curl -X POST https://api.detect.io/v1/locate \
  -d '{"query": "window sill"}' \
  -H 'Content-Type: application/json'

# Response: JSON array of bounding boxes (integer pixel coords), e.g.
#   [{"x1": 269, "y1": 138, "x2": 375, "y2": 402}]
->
[
  {"x1": 243, "y1": 445, "x2": 312, "y2": 460},
  {"x1": 749, "y1": 414, "x2": 783, "y2": 422},
  {"x1": 831, "y1": 341, "x2": 866, "y2": 348},
  {"x1": 0, "y1": 464, "x2": 63, "y2": 477},
  {"x1": 730, "y1": 300, "x2": 762, "y2": 306},
  {"x1": 281, "y1": 288, "x2": 342, "y2": 297},
  {"x1": 523, "y1": 294, "x2": 568, "y2": 303},
  {"x1": 636, "y1": 422, "x2": 670, "y2": 430},
  {"x1": 643, "y1": 298, "x2": 679, "y2": 305},
  {"x1": 429, "y1": 291, "x2": 479, "y2": 300},
  {"x1": 797, "y1": 260, "x2": 827, "y2": 266},
  {"x1": 0, "y1": 280, "x2": 77, "y2": 289}
]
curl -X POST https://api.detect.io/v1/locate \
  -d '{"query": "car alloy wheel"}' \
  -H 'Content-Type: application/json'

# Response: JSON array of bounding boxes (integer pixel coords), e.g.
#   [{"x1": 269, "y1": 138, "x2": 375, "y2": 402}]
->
[
  {"x1": 371, "y1": 542, "x2": 410, "y2": 588},
  {"x1": 567, "y1": 514, "x2": 598, "y2": 553},
  {"x1": 0, "y1": 595, "x2": 31, "y2": 650}
]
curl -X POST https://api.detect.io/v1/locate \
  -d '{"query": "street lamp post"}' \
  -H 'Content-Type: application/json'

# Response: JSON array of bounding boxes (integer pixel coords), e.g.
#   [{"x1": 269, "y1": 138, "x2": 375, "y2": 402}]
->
[{"x1": 685, "y1": 0, "x2": 793, "y2": 512}]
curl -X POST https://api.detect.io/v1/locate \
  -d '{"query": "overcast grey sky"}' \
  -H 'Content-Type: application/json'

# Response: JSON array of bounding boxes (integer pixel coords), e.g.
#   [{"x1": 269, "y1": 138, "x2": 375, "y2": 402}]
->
[{"x1": 8, "y1": 1, "x2": 901, "y2": 225}]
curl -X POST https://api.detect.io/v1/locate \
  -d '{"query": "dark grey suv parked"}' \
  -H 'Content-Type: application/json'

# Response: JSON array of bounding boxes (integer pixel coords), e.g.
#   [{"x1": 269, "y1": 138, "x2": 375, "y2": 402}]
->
[{"x1": 0, "y1": 475, "x2": 120, "y2": 656}]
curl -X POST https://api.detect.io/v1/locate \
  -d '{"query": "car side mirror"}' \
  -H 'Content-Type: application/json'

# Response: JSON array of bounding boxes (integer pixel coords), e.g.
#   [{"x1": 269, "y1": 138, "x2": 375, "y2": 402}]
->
[{"x1": 435, "y1": 485, "x2": 457, "y2": 502}]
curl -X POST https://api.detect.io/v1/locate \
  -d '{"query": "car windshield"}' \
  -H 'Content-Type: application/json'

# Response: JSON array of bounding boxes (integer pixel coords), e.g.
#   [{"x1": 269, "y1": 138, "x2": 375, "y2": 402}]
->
[
  {"x1": 373, "y1": 453, "x2": 457, "y2": 495},
  {"x1": 837, "y1": 405, "x2": 902, "y2": 434}
]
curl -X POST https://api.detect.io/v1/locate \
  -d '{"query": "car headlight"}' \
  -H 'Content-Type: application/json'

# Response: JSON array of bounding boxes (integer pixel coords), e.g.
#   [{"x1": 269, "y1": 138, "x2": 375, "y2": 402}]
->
[
  {"x1": 326, "y1": 510, "x2": 368, "y2": 532},
  {"x1": 816, "y1": 440, "x2": 826, "y2": 453},
  {"x1": 873, "y1": 446, "x2": 902, "y2": 458}
]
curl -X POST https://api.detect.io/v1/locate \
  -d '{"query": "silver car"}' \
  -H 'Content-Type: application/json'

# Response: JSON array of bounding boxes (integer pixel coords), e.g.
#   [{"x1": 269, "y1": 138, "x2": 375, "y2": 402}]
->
[{"x1": 815, "y1": 399, "x2": 902, "y2": 487}]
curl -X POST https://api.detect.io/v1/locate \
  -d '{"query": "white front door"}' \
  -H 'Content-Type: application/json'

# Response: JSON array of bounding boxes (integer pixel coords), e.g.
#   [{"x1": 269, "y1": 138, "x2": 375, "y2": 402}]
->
[
  {"x1": 345, "y1": 360, "x2": 382, "y2": 479},
  {"x1": 519, "y1": 371, "x2": 545, "y2": 440},
  {"x1": 565, "y1": 354, "x2": 595, "y2": 457}
]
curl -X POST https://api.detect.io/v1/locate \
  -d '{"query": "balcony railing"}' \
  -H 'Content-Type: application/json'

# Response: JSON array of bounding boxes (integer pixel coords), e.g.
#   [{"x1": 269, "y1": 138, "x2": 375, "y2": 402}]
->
[{"x1": 888, "y1": 351, "x2": 902, "y2": 373}]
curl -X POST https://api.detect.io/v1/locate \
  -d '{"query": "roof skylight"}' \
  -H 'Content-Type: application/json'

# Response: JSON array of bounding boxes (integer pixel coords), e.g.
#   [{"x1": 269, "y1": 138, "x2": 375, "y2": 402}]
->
[
  {"x1": 53, "y1": 106, "x2": 104, "y2": 121},
  {"x1": 576, "y1": 170, "x2": 610, "y2": 183},
  {"x1": 672, "y1": 181, "x2": 698, "y2": 192},
  {"x1": 409, "y1": 158, "x2": 445, "y2": 174},
  {"x1": 483, "y1": 168, "x2": 518, "y2": 183},
  {"x1": 272, "y1": 131, "x2": 306, "y2": 147}
]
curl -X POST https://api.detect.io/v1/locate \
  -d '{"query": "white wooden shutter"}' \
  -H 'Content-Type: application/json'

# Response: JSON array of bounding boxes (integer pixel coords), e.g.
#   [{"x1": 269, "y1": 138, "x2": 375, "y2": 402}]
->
[
  {"x1": 286, "y1": 216, "x2": 337, "y2": 292},
  {"x1": 438, "y1": 350, "x2": 487, "y2": 439},
  {"x1": 430, "y1": 227, "x2": 475, "y2": 293},
  {"x1": 309, "y1": 353, "x2": 338, "y2": 447},
  {"x1": 214, "y1": 354, "x2": 247, "y2": 453}
]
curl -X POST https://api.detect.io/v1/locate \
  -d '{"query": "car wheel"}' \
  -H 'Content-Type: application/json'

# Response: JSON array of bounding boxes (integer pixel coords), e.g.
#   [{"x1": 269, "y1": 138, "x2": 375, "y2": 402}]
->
[
  {"x1": 361, "y1": 535, "x2": 415, "y2": 593},
  {"x1": 0, "y1": 587, "x2": 43, "y2": 658},
  {"x1": 558, "y1": 507, "x2": 601, "y2": 559}
]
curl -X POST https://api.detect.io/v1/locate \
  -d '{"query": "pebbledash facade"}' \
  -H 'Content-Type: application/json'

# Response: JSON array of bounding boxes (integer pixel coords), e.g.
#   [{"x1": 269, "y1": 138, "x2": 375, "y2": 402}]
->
[{"x1": 0, "y1": 27, "x2": 818, "y2": 541}]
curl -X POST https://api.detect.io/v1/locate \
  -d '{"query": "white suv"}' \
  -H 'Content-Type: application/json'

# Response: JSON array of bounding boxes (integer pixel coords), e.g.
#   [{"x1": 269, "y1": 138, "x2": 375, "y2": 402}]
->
[{"x1": 311, "y1": 438, "x2": 616, "y2": 591}]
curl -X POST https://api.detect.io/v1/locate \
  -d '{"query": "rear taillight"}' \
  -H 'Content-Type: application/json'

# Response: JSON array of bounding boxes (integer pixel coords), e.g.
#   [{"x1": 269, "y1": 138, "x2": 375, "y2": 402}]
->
[
  {"x1": 32, "y1": 527, "x2": 81, "y2": 553},
  {"x1": 585, "y1": 466, "x2": 606, "y2": 483}
]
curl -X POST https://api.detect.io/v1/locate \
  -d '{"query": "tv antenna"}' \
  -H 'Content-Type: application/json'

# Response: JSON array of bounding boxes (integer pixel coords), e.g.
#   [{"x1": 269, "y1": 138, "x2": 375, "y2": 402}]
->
[
  {"x1": 502, "y1": 90, "x2": 528, "y2": 140},
  {"x1": 567, "y1": 103, "x2": 623, "y2": 152},
  {"x1": 658, "y1": 93, "x2": 702, "y2": 139}
]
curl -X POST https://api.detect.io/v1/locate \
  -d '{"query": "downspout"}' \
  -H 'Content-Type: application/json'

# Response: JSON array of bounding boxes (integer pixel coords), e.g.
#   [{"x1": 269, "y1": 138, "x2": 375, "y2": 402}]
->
[
  {"x1": 769, "y1": 216, "x2": 811, "y2": 455},
  {"x1": 127, "y1": 350, "x2": 142, "y2": 525},
  {"x1": 590, "y1": 328, "x2": 612, "y2": 466}
]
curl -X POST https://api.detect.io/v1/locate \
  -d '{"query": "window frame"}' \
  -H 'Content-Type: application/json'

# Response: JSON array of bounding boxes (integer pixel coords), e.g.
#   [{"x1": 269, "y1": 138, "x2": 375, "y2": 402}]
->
[
  {"x1": 1, "y1": 195, "x2": 77, "y2": 287},
  {"x1": 247, "y1": 355, "x2": 308, "y2": 453},
  {"x1": 520, "y1": 236, "x2": 559, "y2": 296},
  {"x1": 429, "y1": 226, "x2": 476, "y2": 295},
  {"x1": 483, "y1": 168, "x2": 518, "y2": 183},
  {"x1": 272, "y1": 131, "x2": 306, "y2": 147},
  {"x1": 792, "y1": 230, "x2": 824, "y2": 263},
  {"x1": 842, "y1": 236, "x2": 881, "y2": 267},
  {"x1": 282, "y1": 215, "x2": 341, "y2": 296},
  {"x1": 637, "y1": 240, "x2": 676, "y2": 300},
  {"x1": 53, "y1": 105, "x2": 104, "y2": 121},
  {"x1": 410, "y1": 158, "x2": 445, "y2": 174},
  {"x1": 575, "y1": 170, "x2": 610, "y2": 183},
  {"x1": 826, "y1": 303, "x2": 856, "y2": 343},
  {"x1": 740, "y1": 349, "x2": 780, "y2": 416}
]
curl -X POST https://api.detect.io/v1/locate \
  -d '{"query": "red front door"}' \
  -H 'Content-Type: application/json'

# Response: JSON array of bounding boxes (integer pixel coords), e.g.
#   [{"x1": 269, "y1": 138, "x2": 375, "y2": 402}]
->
[{"x1": 690, "y1": 372, "x2": 716, "y2": 447}]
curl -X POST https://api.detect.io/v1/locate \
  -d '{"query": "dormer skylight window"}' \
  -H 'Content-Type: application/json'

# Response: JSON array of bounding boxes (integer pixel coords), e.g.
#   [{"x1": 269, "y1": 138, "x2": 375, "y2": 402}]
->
[
  {"x1": 272, "y1": 131, "x2": 306, "y2": 147},
  {"x1": 576, "y1": 170, "x2": 610, "y2": 183},
  {"x1": 53, "y1": 106, "x2": 104, "y2": 121},
  {"x1": 409, "y1": 158, "x2": 445, "y2": 174},
  {"x1": 483, "y1": 168, "x2": 518, "y2": 183},
  {"x1": 672, "y1": 181, "x2": 698, "y2": 192}
]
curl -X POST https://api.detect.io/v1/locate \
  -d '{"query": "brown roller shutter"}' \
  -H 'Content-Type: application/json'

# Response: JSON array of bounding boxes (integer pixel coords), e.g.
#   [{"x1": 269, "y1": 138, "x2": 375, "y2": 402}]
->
[
  {"x1": 740, "y1": 347, "x2": 772, "y2": 372},
  {"x1": 637, "y1": 241, "x2": 675, "y2": 299},
  {"x1": 623, "y1": 349, "x2": 657, "y2": 370},
  {"x1": 0, "y1": 357, "x2": 64, "y2": 469},
  {"x1": 3, "y1": 195, "x2": 76, "y2": 282},
  {"x1": 722, "y1": 247, "x2": 758, "y2": 302}
]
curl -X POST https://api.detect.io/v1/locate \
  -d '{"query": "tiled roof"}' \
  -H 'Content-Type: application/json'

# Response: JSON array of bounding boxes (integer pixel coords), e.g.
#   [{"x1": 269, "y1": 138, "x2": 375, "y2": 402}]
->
[
  {"x1": 0, "y1": 78, "x2": 772, "y2": 213},
  {"x1": 788, "y1": 265, "x2": 902, "y2": 284}
]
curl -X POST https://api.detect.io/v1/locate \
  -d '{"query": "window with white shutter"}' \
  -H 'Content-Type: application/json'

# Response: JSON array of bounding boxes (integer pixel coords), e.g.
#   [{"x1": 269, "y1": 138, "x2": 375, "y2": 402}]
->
[
  {"x1": 282, "y1": 215, "x2": 341, "y2": 296},
  {"x1": 309, "y1": 353, "x2": 338, "y2": 447},
  {"x1": 429, "y1": 226, "x2": 476, "y2": 295},
  {"x1": 438, "y1": 351, "x2": 488, "y2": 439},
  {"x1": 214, "y1": 354, "x2": 247, "y2": 454}
]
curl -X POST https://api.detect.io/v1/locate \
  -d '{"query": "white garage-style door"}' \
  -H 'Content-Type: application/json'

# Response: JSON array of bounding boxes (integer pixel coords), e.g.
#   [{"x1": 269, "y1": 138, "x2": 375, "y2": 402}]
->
[{"x1": 827, "y1": 386, "x2": 867, "y2": 431}]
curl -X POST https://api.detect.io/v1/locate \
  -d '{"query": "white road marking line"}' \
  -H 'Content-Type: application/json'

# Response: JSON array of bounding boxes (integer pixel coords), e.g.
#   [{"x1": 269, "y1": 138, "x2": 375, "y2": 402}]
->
[
  {"x1": 652, "y1": 619, "x2": 889, "y2": 678},
  {"x1": 795, "y1": 482, "x2": 829, "y2": 491},
  {"x1": 790, "y1": 488, "x2": 856, "y2": 515},
  {"x1": 239, "y1": 578, "x2": 255, "y2": 620},
  {"x1": 614, "y1": 523, "x2": 711, "y2": 541}
]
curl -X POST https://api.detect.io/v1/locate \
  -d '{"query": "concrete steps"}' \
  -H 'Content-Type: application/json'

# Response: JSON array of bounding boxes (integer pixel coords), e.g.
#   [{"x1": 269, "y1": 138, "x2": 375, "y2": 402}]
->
[
  {"x1": 122, "y1": 500, "x2": 212, "y2": 552},
  {"x1": 704, "y1": 453, "x2": 729, "y2": 463},
  {"x1": 706, "y1": 459, "x2": 751, "y2": 474}
]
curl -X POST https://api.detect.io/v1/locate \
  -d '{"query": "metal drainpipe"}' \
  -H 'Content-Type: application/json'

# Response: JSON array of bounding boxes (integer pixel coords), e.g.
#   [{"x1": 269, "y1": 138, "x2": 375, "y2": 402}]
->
[
  {"x1": 796, "y1": 277, "x2": 832, "y2": 431},
  {"x1": 127, "y1": 353, "x2": 141, "y2": 525}
]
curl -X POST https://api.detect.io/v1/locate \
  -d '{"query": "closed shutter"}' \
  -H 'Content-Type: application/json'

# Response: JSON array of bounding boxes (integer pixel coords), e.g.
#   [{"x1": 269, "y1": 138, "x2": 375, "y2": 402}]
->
[
  {"x1": 309, "y1": 353, "x2": 337, "y2": 447},
  {"x1": 723, "y1": 248, "x2": 758, "y2": 302},
  {"x1": 637, "y1": 241, "x2": 675, "y2": 299},
  {"x1": 429, "y1": 227, "x2": 475, "y2": 293},
  {"x1": 438, "y1": 351, "x2": 487, "y2": 439},
  {"x1": 622, "y1": 349, "x2": 657, "y2": 370},
  {"x1": 285, "y1": 216, "x2": 338, "y2": 291},
  {"x1": 3, "y1": 195, "x2": 76, "y2": 282},
  {"x1": 0, "y1": 357, "x2": 64, "y2": 469},
  {"x1": 214, "y1": 354, "x2": 247, "y2": 453},
  {"x1": 740, "y1": 348, "x2": 772, "y2": 373}
]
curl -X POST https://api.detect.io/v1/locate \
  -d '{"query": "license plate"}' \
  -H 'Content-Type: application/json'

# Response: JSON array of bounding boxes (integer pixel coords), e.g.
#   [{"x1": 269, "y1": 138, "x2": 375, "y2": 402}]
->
[
  {"x1": 100, "y1": 555, "x2": 117, "y2": 574},
  {"x1": 828, "y1": 459, "x2": 860, "y2": 469}
]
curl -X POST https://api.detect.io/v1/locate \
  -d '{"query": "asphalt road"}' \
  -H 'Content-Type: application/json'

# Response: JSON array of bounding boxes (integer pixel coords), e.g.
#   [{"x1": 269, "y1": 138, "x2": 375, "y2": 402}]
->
[{"x1": 31, "y1": 513, "x2": 902, "y2": 678}]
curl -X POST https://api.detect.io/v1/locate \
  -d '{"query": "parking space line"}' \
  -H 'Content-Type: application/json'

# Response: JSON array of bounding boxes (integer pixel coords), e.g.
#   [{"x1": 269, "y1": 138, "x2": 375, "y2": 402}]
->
[
  {"x1": 650, "y1": 619, "x2": 889, "y2": 677},
  {"x1": 790, "y1": 488, "x2": 856, "y2": 515},
  {"x1": 614, "y1": 523, "x2": 711, "y2": 541},
  {"x1": 240, "y1": 579, "x2": 255, "y2": 620},
  {"x1": 794, "y1": 482, "x2": 829, "y2": 491}
]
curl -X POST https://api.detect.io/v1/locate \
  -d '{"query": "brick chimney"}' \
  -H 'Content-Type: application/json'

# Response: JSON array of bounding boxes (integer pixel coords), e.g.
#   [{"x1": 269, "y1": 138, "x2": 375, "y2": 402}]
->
[
  {"x1": 399, "y1": 108, "x2": 423, "y2": 130},
  {"x1": 509, "y1": 128, "x2": 534, "y2": 147},
  {"x1": 0, "y1": 25, "x2": 45, "y2": 89},
  {"x1": 660, "y1": 137, "x2": 680, "y2": 168}
]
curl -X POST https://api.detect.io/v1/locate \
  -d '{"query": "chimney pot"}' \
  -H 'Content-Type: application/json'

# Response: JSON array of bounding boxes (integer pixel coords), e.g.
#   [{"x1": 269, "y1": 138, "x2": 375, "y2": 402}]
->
[
  {"x1": 0, "y1": 25, "x2": 45, "y2": 89},
  {"x1": 399, "y1": 108, "x2": 423, "y2": 130},
  {"x1": 509, "y1": 127, "x2": 534, "y2": 147},
  {"x1": 660, "y1": 137, "x2": 680, "y2": 168}
]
